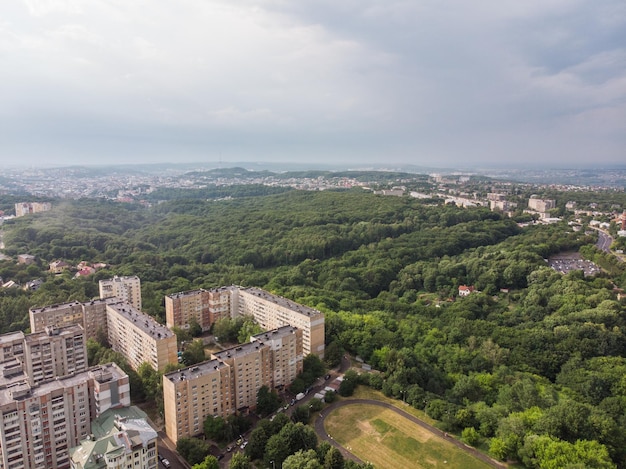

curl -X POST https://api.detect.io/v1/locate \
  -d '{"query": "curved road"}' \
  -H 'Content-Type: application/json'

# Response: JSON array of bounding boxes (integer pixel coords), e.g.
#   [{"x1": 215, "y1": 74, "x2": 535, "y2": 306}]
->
[{"x1": 315, "y1": 399, "x2": 506, "y2": 469}]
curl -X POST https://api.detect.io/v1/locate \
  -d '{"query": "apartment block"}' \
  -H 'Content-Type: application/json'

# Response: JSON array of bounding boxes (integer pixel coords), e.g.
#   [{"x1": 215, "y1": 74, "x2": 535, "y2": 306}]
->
[
  {"x1": 528, "y1": 196, "x2": 556, "y2": 213},
  {"x1": 166, "y1": 286, "x2": 324, "y2": 358},
  {"x1": 69, "y1": 406, "x2": 157, "y2": 469},
  {"x1": 212, "y1": 341, "x2": 272, "y2": 412},
  {"x1": 0, "y1": 362, "x2": 130, "y2": 469},
  {"x1": 23, "y1": 325, "x2": 87, "y2": 386},
  {"x1": 105, "y1": 303, "x2": 177, "y2": 372},
  {"x1": 236, "y1": 287, "x2": 325, "y2": 358},
  {"x1": 30, "y1": 298, "x2": 176, "y2": 373},
  {"x1": 165, "y1": 287, "x2": 231, "y2": 332},
  {"x1": 0, "y1": 332, "x2": 25, "y2": 363},
  {"x1": 30, "y1": 301, "x2": 86, "y2": 334},
  {"x1": 14, "y1": 202, "x2": 52, "y2": 217},
  {"x1": 99, "y1": 276, "x2": 142, "y2": 311},
  {"x1": 162, "y1": 359, "x2": 232, "y2": 444},
  {"x1": 163, "y1": 325, "x2": 303, "y2": 443},
  {"x1": 250, "y1": 327, "x2": 303, "y2": 389}
]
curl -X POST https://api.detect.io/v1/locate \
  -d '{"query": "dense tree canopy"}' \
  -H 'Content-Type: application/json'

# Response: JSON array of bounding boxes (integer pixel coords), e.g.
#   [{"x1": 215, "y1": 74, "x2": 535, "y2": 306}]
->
[{"x1": 1, "y1": 186, "x2": 625, "y2": 468}]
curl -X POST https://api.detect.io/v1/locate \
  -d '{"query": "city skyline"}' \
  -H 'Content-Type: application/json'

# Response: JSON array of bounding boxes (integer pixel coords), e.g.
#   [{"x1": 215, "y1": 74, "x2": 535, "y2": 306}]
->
[{"x1": 1, "y1": 1, "x2": 624, "y2": 168}]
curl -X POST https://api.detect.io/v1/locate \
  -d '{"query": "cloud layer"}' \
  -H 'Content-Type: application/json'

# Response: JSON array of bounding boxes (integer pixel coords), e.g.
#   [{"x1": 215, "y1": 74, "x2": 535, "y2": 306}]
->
[{"x1": 1, "y1": 0, "x2": 624, "y2": 167}]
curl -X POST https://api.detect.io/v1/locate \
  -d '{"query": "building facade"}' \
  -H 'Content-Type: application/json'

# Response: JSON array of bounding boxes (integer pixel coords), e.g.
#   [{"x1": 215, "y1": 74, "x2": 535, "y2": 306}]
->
[
  {"x1": 166, "y1": 286, "x2": 324, "y2": 358},
  {"x1": 0, "y1": 359, "x2": 130, "y2": 469},
  {"x1": 163, "y1": 325, "x2": 303, "y2": 443},
  {"x1": 23, "y1": 325, "x2": 87, "y2": 386},
  {"x1": 30, "y1": 299, "x2": 176, "y2": 373},
  {"x1": 14, "y1": 202, "x2": 51, "y2": 217},
  {"x1": 105, "y1": 303, "x2": 177, "y2": 372},
  {"x1": 99, "y1": 276, "x2": 142, "y2": 311},
  {"x1": 164, "y1": 287, "x2": 231, "y2": 332}
]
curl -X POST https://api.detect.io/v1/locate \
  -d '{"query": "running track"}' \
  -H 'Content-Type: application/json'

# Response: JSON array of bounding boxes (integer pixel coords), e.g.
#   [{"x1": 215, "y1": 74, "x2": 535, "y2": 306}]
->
[{"x1": 314, "y1": 399, "x2": 506, "y2": 468}]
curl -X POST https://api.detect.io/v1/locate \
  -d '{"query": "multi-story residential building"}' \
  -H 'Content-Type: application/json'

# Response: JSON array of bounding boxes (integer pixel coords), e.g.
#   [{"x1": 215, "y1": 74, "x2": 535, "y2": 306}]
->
[
  {"x1": 235, "y1": 287, "x2": 324, "y2": 358},
  {"x1": 0, "y1": 332, "x2": 24, "y2": 362},
  {"x1": 212, "y1": 341, "x2": 273, "y2": 412},
  {"x1": 250, "y1": 327, "x2": 303, "y2": 389},
  {"x1": 14, "y1": 202, "x2": 52, "y2": 217},
  {"x1": 30, "y1": 301, "x2": 86, "y2": 334},
  {"x1": 163, "y1": 325, "x2": 303, "y2": 443},
  {"x1": 166, "y1": 286, "x2": 324, "y2": 358},
  {"x1": 162, "y1": 359, "x2": 232, "y2": 444},
  {"x1": 23, "y1": 325, "x2": 87, "y2": 386},
  {"x1": 30, "y1": 297, "x2": 176, "y2": 372},
  {"x1": 105, "y1": 303, "x2": 177, "y2": 372},
  {"x1": 99, "y1": 276, "x2": 142, "y2": 311},
  {"x1": 528, "y1": 196, "x2": 556, "y2": 213},
  {"x1": 165, "y1": 287, "x2": 232, "y2": 332},
  {"x1": 69, "y1": 406, "x2": 158, "y2": 469},
  {"x1": 0, "y1": 361, "x2": 130, "y2": 469}
]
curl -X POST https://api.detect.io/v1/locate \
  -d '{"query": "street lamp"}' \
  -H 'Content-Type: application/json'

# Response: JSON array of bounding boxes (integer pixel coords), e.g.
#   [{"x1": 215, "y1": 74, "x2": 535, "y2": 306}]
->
[
  {"x1": 400, "y1": 390, "x2": 406, "y2": 403},
  {"x1": 270, "y1": 460, "x2": 276, "y2": 469}
]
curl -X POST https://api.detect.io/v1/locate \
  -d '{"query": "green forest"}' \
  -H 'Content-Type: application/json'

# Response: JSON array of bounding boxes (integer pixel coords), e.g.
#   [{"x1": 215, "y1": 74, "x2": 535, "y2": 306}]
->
[{"x1": 1, "y1": 186, "x2": 626, "y2": 468}]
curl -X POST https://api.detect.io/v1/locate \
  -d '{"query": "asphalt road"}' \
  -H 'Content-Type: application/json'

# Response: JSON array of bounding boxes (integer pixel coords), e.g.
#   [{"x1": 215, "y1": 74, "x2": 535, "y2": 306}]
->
[
  {"x1": 596, "y1": 229, "x2": 613, "y2": 252},
  {"x1": 315, "y1": 399, "x2": 506, "y2": 469}
]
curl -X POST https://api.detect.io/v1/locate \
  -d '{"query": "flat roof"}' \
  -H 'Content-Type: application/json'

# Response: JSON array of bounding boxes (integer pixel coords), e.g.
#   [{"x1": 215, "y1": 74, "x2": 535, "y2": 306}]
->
[
  {"x1": 0, "y1": 363, "x2": 126, "y2": 406},
  {"x1": 29, "y1": 301, "x2": 84, "y2": 314},
  {"x1": 0, "y1": 331, "x2": 25, "y2": 345},
  {"x1": 164, "y1": 358, "x2": 228, "y2": 383},
  {"x1": 212, "y1": 340, "x2": 267, "y2": 361},
  {"x1": 241, "y1": 287, "x2": 322, "y2": 317},
  {"x1": 24, "y1": 324, "x2": 84, "y2": 344},
  {"x1": 106, "y1": 303, "x2": 174, "y2": 340},
  {"x1": 252, "y1": 325, "x2": 299, "y2": 342}
]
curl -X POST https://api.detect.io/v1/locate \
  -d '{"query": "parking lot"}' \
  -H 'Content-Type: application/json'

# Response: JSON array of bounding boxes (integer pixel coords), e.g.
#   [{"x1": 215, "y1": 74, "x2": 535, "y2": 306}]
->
[{"x1": 547, "y1": 254, "x2": 601, "y2": 276}]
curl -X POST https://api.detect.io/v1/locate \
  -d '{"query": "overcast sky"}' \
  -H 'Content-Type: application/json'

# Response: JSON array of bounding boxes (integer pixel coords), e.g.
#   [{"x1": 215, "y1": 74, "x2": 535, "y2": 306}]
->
[{"x1": 1, "y1": 0, "x2": 624, "y2": 169}]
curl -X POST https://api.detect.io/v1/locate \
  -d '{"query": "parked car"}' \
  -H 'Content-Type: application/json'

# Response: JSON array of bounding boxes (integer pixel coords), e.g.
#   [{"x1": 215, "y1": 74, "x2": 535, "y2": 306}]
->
[{"x1": 161, "y1": 459, "x2": 171, "y2": 468}]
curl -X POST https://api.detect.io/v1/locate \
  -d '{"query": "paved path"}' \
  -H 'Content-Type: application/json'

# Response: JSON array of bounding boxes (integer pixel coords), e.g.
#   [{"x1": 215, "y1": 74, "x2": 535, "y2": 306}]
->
[{"x1": 315, "y1": 399, "x2": 506, "y2": 469}]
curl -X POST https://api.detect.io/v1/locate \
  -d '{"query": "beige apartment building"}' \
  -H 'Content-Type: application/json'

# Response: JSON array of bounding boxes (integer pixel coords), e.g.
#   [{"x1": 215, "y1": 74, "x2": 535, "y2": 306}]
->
[
  {"x1": 166, "y1": 286, "x2": 324, "y2": 358},
  {"x1": 23, "y1": 325, "x2": 87, "y2": 386},
  {"x1": 30, "y1": 301, "x2": 85, "y2": 333},
  {"x1": 528, "y1": 196, "x2": 556, "y2": 213},
  {"x1": 30, "y1": 298, "x2": 176, "y2": 373},
  {"x1": 164, "y1": 287, "x2": 232, "y2": 332},
  {"x1": 0, "y1": 359, "x2": 130, "y2": 469},
  {"x1": 105, "y1": 303, "x2": 177, "y2": 372},
  {"x1": 99, "y1": 276, "x2": 142, "y2": 311},
  {"x1": 162, "y1": 359, "x2": 232, "y2": 443},
  {"x1": 0, "y1": 332, "x2": 24, "y2": 363},
  {"x1": 14, "y1": 202, "x2": 52, "y2": 217},
  {"x1": 236, "y1": 287, "x2": 325, "y2": 358},
  {"x1": 163, "y1": 325, "x2": 303, "y2": 443}
]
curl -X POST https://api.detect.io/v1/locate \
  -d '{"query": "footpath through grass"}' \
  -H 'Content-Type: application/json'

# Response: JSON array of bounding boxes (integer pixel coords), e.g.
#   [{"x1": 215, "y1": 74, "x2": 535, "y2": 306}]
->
[{"x1": 324, "y1": 401, "x2": 493, "y2": 469}]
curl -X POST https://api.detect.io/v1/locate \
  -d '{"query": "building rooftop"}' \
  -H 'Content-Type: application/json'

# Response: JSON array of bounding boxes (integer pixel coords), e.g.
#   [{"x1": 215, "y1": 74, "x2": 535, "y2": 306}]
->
[
  {"x1": 24, "y1": 323, "x2": 84, "y2": 344},
  {"x1": 164, "y1": 358, "x2": 228, "y2": 383},
  {"x1": 30, "y1": 300, "x2": 84, "y2": 314},
  {"x1": 251, "y1": 325, "x2": 299, "y2": 342},
  {"x1": 0, "y1": 363, "x2": 126, "y2": 406},
  {"x1": 212, "y1": 340, "x2": 268, "y2": 361},
  {"x1": 106, "y1": 303, "x2": 174, "y2": 340},
  {"x1": 0, "y1": 330, "x2": 25, "y2": 346},
  {"x1": 241, "y1": 287, "x2": 322, "y2": 317},
  {"x1": 166, "y1": 288, "x2": 207, "y2": 300}
]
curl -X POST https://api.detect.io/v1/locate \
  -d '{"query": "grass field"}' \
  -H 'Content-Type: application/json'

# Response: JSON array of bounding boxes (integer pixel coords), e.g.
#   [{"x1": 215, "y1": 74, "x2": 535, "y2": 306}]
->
[{"x1": 324, "y1": 404, "x2": 493, "y2": 469}]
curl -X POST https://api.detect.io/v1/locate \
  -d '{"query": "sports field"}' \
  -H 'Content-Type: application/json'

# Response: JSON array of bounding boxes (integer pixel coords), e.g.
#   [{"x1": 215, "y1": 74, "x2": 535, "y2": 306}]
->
[{"x1": 324, "y1": 404, "x2": 493, "y2": 469}]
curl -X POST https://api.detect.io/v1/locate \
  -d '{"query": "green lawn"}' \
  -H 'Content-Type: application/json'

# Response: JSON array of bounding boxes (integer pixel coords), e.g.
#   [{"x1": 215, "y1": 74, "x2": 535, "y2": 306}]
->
[{"x1": 324, "y1": 404, "x2": 493, "y2": 469}]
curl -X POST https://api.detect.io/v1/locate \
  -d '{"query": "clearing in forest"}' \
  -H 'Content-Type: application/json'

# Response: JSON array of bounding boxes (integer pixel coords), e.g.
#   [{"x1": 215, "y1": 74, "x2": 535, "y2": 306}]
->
[{"x1": 324, "y1": 404, "x2": 492, "y2": 469}]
